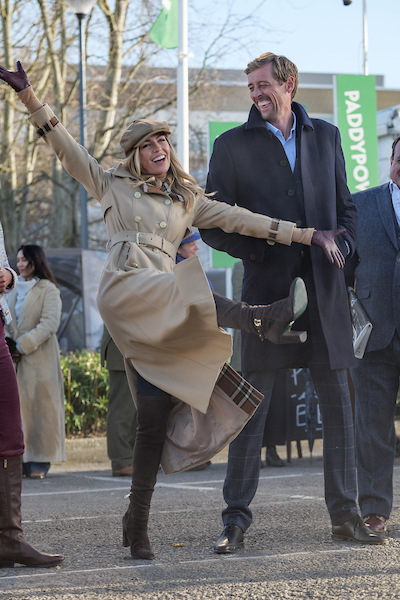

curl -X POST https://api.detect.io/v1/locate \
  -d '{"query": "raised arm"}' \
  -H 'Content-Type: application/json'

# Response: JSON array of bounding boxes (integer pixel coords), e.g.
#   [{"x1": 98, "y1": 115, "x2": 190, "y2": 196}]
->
[{"x1": 0, "y1": 62, "x2": 110, "y2": 202}]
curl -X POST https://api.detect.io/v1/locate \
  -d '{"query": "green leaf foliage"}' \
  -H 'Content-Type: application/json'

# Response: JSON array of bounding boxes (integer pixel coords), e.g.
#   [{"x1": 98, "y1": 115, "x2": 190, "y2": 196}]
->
[{"x1": 61, "y1": 350, "x2": 109, "y2": 437}]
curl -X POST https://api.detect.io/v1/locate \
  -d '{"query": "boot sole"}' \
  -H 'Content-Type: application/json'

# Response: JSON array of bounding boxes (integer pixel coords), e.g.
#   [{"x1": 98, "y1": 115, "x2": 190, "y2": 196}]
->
[{"x1": 282, "y1": 278, "x2": 308, "y2": 339}]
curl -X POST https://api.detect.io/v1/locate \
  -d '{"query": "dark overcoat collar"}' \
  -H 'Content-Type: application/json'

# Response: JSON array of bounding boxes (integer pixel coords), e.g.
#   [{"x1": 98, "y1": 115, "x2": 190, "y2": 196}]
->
[
  {"x1": 245, "y1": 102, "x2": 318, "y2": 228},
  {"x1": 245, "y1": 102, "x2": 314, "y2": 132}
]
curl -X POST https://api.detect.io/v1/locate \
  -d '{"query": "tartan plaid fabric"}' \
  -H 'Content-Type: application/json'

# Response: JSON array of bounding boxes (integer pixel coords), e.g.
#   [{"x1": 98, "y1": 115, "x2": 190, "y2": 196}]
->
[{"x1": 216, "y1": 363, "x2": 263, "y2": 415}]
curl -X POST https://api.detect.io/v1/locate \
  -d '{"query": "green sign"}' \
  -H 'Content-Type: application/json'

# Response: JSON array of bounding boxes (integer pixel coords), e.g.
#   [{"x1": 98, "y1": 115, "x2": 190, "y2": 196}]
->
[
  {"x1": 334, "y1": 74, "x2": 379, "y2": 193},
  {"x1": 208, "y1": 121, "x2": 243, "y2": 268},
  {"x1": 208, "y1": 121, "x2": 242, "y2": 159}
]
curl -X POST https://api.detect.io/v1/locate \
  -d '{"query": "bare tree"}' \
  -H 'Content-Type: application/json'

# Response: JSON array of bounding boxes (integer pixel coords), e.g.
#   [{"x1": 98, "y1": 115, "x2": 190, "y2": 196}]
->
[{"x1": 0, "y1": 0, "x2": 266, "y2": 252}]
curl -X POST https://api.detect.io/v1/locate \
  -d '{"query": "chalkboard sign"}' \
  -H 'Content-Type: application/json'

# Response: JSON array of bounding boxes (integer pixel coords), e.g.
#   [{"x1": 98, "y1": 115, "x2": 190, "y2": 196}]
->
[
  {"x1": 286, "y1": 368, "x2": 322, "y2": 445},
  {"x1": 270, "y1": 368, "x2": 323, "y2": 461}
]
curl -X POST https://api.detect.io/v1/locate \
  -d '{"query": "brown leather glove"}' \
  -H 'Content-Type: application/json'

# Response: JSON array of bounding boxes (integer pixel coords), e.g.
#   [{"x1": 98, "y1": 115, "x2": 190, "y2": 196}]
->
[
  {"x1": 311, "y1": 229, "x2": 347, "y2": 269},
  {"x1": 0, "y1": 61, "x2": 30, "y2": 92}
]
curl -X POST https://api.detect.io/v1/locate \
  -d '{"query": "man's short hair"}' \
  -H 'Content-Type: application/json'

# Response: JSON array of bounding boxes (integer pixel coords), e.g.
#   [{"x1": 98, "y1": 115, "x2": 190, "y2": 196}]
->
[
  {"x1": 245, "y1": 52, "x2": 299, "y2": 99},
  {"x1": 391, "y1": 135, "x2": 400, "y2": 160}
]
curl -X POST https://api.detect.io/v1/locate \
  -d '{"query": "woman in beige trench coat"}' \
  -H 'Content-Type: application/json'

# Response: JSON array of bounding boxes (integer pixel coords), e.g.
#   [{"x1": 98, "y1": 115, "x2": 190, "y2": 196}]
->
[
  {"x1": 7, "y1": 245, "x2": 66, "y2": 479},
  {"x1": 0, "y1": 62, "x2": 346, "y2": 561}
]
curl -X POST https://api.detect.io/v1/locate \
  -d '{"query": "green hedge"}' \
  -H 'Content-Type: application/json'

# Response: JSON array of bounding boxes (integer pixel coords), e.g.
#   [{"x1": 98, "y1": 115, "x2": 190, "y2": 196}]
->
[{"x1": 61, "y1": 350, "x2": 109, "y2": 437}]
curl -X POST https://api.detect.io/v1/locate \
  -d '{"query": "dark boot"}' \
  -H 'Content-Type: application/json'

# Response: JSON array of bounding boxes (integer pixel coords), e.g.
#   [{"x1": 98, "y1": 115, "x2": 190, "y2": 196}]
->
[
  {"x1": 0, "y1": 457, "x2": 64, "y2": 568},
  {"x1": 265, "y1": 446, "x2": 285, "y2": 467},
  {"x1": 213, "y1": 277, "x2": 307, "y2": 344},
  {"x1": 122, "y1": 393, "x2": 172, "y2": 560}
]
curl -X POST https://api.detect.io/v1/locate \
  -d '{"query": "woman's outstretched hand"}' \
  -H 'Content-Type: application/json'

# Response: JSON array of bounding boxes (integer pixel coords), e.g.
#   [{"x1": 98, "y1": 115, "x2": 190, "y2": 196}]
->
[
  {"x1": 0, "y1": 61, "x2": 30, "y2": 92},
  {"x1": 311, "y1": 229, "x2": 347, "y2": 269}
]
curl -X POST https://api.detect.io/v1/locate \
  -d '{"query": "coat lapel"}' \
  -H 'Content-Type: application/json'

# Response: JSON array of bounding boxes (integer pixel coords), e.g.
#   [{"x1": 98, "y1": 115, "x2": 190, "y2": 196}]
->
[
  {"x1": 377, "y1": 184, "x2": 398, "y2": 250},
  {"x1": 297, "y1": 117, "x2": 319, "y2": 227}
]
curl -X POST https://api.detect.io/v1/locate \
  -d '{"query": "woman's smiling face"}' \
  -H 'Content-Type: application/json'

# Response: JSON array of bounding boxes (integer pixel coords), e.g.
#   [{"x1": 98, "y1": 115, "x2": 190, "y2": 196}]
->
[{"x1": 138, "y1": 133, "x2": 171, "y2": 180}]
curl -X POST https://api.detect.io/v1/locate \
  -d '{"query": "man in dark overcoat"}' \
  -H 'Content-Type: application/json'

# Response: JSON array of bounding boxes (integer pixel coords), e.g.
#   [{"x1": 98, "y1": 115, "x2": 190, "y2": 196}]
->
[
  {"x1": 347, "y1": 135, "x2": 400, "y2": 535},
  {"x1": 200, "y1": 52, "x2": 387, "y2": 551}
]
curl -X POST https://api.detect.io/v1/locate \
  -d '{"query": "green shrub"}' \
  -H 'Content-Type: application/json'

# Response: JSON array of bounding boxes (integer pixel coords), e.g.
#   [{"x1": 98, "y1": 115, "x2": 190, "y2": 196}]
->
[{"x1": 61, "y1": 350, "x2": 109, "y2": 437}]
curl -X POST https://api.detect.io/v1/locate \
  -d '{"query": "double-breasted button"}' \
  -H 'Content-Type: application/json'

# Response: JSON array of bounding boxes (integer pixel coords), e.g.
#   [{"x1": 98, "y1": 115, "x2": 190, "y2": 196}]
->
[
  {"x1": 134, "y1": 216, "x2": 142, "y2": 223},
  {"x1": 296, "y1": 220, "x2": 302, "y2": 227},
  {"x1": 287, "y1": 189, "x2": 295, "y2": 196},
  {"x1": 396, "y1": 257, "x2": 400, "y2": 263},
  {"x1": 300, "y1": 250, "x2": 306, "y2": 258},
  {"x1": 153, "y1": 248, "x2": 160, "y2": 253},
  {"x1": 250, "y1": 253, "x2": 256, "y2": 260},
  {"x1": 280, "y1": 159, "x2": 287, "y2": 167},
  {"x1": 134, "y1": 191, "x2": 141, "y2": 198},
  {"x1": 160, "y1": 221, "x2": 167, "y2": 228},
  {"x1": 164, "y1": 198, "x2": 171, "y2": 205}
]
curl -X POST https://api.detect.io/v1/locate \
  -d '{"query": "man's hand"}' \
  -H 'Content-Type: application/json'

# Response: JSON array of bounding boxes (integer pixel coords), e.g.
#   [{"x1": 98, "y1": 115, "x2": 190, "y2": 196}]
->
[
  {"x1": 0, "y1": 267, "x2": 12, "y2": 291},
  {"x1": 311, "y1": 229, "x2": 347, "y2": 269},
  {"x1": 0, "y1": 61, "x2": 30, "y2": 92}
]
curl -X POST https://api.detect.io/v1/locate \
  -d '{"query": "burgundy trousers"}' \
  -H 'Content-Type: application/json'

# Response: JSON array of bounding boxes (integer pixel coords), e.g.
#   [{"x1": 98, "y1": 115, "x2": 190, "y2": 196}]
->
[{"x1": 0, "y1": 313, "x2": 24, "y2": 459}]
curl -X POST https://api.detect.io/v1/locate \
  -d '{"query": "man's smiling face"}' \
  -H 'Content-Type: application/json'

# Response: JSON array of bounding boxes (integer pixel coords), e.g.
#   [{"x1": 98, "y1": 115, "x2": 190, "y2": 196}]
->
[{"x1": 247, "y1": 62, "x2": 293, "y2": 125}]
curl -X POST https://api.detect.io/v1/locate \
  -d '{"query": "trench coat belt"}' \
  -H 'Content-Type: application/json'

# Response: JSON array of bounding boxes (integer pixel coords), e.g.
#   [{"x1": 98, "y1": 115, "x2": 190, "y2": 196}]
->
[{"x1": 106, "y1": 231, "x2": 176, "y2": 260}]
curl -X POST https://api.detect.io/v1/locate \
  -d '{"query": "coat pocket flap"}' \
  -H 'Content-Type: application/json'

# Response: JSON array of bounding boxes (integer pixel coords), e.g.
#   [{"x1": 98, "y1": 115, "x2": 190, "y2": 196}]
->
[{"x1": 355, "y1": 288, "x2": 370, "y2": 299}]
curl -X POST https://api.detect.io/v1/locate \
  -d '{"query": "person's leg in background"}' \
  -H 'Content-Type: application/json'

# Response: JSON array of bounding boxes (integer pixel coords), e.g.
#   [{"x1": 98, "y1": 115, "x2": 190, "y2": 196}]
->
[
  {"x1": 0, "y1": 314, "x2": 64, "y2": 567},
  {"x1": 262, "y1": 370, "x2": 286, "y2": 467},
  {"x1": 22, "y1": 461, "x2": 50, "y2": 479},
  {"x1": 108, "y1": 368, "x2": 137, "y2": 477},
  {"x1": 351, "y1": 336, "x2": 400, "y2": 533}
]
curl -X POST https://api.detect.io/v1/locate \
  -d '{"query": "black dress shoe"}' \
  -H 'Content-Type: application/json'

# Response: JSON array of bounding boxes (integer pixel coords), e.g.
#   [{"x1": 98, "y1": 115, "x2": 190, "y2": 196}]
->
[
  {"x1": 332, "y1": 515, "x2": 388, "y2": 545},
  {"x1": 214, "y1": 524, "x2": 244, "y2": 554}
]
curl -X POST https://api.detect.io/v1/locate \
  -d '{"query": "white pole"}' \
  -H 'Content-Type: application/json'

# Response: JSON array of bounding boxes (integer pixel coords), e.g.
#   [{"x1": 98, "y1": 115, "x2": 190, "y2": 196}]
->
[
  {"x1": 363, "y1": 0, "x2": 368, "y2": 75},
  {"x1": 177, "y1": 0, "x2": 189, "y2": 172}
]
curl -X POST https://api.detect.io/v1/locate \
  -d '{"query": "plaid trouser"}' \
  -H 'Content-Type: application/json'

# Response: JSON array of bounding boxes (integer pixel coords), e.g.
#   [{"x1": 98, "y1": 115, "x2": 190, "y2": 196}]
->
[{"x1": 222, "y1": 279, "x2": 358, "y2": 531}]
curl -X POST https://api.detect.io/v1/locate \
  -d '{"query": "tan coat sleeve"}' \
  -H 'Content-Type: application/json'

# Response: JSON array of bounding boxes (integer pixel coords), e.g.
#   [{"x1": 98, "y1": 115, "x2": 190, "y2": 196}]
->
[{"x1": 192, "y1": 195, "x2": 295, "y2": 246}]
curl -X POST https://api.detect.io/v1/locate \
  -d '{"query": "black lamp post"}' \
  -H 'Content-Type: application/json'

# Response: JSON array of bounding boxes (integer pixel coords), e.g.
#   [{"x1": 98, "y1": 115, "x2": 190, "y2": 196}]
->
[{"x1": 64, "y1": 0, "x2": 97, "y2": 249}]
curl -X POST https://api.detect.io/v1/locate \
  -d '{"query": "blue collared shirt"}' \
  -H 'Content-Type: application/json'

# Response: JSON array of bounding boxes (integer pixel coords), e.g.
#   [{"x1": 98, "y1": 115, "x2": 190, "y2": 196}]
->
[{"x1": 265, "y1": 112, "x2": 297, "y2": 172}]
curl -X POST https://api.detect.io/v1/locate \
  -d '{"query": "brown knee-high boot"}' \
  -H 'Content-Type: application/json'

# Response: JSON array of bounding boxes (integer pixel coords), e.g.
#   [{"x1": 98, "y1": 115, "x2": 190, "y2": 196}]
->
[
  {"x1": 0, "y1": 457, "x2": 64, "y2": 568},
  {"x1": 213, "y1": 277, "x2": 308, "y2": 344},
  {"x1": 122, "y1": 393, "x2": 172, "y2": 560}
]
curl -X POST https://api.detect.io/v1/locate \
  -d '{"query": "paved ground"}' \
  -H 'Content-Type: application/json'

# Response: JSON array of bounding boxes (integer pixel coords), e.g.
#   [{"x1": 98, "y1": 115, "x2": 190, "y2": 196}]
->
[{"x1": 2, "y1": 442, "x2": 400, "y2": 600}]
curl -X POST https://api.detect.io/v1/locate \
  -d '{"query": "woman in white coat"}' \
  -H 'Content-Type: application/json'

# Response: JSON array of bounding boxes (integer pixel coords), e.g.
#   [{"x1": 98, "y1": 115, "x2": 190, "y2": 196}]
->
[
  {"x1": 0, "y1": 62, "x2": 346, "y2": 561},
  {"x1": 7, "y1": 245, "x2": 66, "y2": 479}
]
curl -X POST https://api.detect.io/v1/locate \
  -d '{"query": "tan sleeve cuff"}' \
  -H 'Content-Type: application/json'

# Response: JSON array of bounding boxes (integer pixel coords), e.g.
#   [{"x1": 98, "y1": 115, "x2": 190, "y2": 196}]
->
[
  {"x1": 265, "y1": 219, "x2": 294, "y2": 246},
  {"x1": 291, "y1": 227, "x2": 315, "y2": 246}
]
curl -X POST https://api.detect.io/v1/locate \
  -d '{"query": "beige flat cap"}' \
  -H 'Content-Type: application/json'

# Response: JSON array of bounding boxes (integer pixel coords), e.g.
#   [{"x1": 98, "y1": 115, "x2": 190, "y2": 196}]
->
[{"x1": 120, "y1": 119, "x2": 171, "y2": 157}]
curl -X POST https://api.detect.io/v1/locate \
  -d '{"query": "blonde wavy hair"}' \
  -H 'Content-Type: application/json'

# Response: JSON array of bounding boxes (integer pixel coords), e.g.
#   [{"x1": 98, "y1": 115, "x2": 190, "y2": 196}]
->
[{"x1": 122, "y1": 137, "x2": 204, "y2": 213}]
